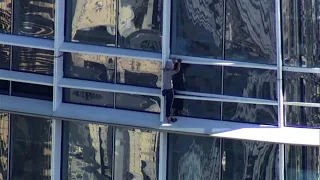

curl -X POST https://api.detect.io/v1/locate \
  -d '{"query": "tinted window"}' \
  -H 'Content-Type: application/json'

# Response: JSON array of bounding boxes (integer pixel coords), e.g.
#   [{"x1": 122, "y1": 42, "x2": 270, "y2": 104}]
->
[
  {"x1": 115, "y1": 93, "x2": 160, "y2": 113},
  {"x1": 0, "y1": 113, "x2": 8, "y2": 180},
  {"x1": 0, "y1": 44, "x2": 10, "y2": 69},
  {"x1": 285, "y1": 106, "x2": 320, "y2": 128},
  {"x1": 11, "y1": 82, "x2": 53, "y2": 101},
  {"x1": 0, "y1": 80, "x2": 9, "y2": 95},
  {"x1": 0, "y1": 0, "x2": 11, "y2": 33}
]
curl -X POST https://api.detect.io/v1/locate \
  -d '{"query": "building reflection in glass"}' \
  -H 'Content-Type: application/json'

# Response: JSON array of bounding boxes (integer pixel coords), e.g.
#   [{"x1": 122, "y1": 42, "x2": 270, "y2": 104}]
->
[
  {"x1": 115, "y1": 93, "x2": 160, "y2": 113},
  {"x1": 0, "y1": 0, "x2": 11, "y2": 33},
  {"x1": 0, "y1": 113, "x2": 8, "y2": 180},
  {"x1": 285, "y1": 106, "x2": 320, "y2": 128},
  {"x1": 0, "y1": 44, "x2": 10, "y2": 69}
]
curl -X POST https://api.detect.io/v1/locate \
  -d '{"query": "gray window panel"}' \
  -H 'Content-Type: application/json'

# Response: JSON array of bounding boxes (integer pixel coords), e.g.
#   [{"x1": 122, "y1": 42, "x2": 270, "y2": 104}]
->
[
  {"x1": 11, "y1": 82, "x2": 53, "y2": 101},
  {"x1": 285, "y1": 145, "x2": 320, "y2": 180},
  {"x1": 0, "y1": 80, "x2": 9, "y2": 95},
  {"x1": 0, "y1": 113, "x2": 8, "y2": 180},
  {"x1": 64, "y1": 53, "x2": 115, "y2": 83},
  {"x1": 225, "y1": 0, "x2": 276, "y2": 64},
  {"x1": 114, "y1": 127, "x2": 159, "y2": 180},
  {"x1": 222, "y1": 139, "x2": 279, "y2": 180},
  {"x1": 116, "y1": 57, "x2": 161, "y2": 88},
  {"x1": 115, "y1": 93, "x2": 160, "y2": 113},
  {"x1": 284, "y1": 72, "x2": 320, "y2": 103},
  {"x1": 63, "y1": 88, "x2": 114, "y2": 108},
  {"x1": 10, "y1": 114, "x2": 52, "y2": 180},
  {"x1": 118, "y1": 0, "x2": 162, "y2": 52},
  {"x1": 222, "y1": 102, "x2": 277, "y2": 125},
  {"x1": 282, "y1": 0, "x2": 320, "y2": 68},
  {"x1": 223, "y1": 67, "x2": 277, "y2": 100},
  {"x1": 13, "y1": 0, "x2": 55, "y2": 39},
  {"x1": 0, "y1": 0, "x2": 11, "y2": 33},
  {"x1": 167, "y1": 133, "x2": 220, "y2": 180},
  {"x1": 285, "y1": 106, "x2": 320, "y2": 128},
  {"x1": 62, "y1": 121, "x2": 113, "y2": 180},
  {"x1": 171, "y1": 0, "x2": 224, "y2": 58},
  {"x1": 0, "y1": 44, "x2": 10, "y2": 70}
]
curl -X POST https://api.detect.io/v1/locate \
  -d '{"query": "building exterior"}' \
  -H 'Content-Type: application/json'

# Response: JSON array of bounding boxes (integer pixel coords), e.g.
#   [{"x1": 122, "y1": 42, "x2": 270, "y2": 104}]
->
[{"x1": 0, "y1": 0, "x2": 319, "y2": 180}]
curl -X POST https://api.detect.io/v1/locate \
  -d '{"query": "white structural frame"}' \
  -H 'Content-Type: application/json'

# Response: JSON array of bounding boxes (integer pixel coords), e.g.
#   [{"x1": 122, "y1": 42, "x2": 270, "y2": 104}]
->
[{"x1": 0, "y1": 0, "x2": 320, "y2": 180}]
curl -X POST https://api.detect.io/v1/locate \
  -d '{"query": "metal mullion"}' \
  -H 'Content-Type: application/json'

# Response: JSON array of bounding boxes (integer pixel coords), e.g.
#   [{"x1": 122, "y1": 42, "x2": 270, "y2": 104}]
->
[
  {"x1": 159, "y1": 132, "x2": 167, "y2": 180},
  {"x1": 283, "y1": 66, "x2": 320, "y2": 73}
]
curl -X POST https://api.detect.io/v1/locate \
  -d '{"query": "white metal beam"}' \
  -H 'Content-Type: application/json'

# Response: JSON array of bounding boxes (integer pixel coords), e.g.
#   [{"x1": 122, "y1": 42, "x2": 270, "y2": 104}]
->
[
  {"x1": 284, "y1": 101, "x2": 320, "y2": 107},
  {"x1": 0, "y1": 33, "x2": 54, "y2": 50},
  {"x1": 0, "y1": 69, "x2": 53, "y2": 86},
  {"x1": 283, "y1": 66, "x2": 320, "y2": 74}
]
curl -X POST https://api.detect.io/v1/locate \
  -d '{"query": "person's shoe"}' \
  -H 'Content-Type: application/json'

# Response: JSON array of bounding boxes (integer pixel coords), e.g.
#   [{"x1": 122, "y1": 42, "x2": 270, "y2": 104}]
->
[{"x1": 168, "y1": 117, "x2": 177, "y2": 123}]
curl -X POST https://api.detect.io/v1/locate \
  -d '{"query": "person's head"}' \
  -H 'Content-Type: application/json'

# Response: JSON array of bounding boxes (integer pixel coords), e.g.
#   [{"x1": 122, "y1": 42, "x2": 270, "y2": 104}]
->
[{"x1": 166, "y1": 61, "x2": 174, "y2": 70}]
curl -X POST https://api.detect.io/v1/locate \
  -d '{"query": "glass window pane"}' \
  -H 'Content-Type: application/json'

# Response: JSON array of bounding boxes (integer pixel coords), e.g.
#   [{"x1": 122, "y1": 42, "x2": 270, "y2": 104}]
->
[
  {"x1": 116, "y1": 57, "x2": 161, "y2": 88},
  {"x1": 0, "y1": 44, "x2": 10, "y2": 69},
  {"x1": 285, "y1": 105, "x2": 320, "y2": 128},
  {"x1": 222, "y1": 139, "x2": 279, "y2": 180},
  {"x1": 0, "y1": 80, "x2": 9, "y2": 95},
  {"x1": 11, "y1": 82, "x2": 53, "y2": 101},
  {"x1": 223, "y1": 67, "x2": 277, "y2": 100},
  {"x1": 115, "y1": 93, "x2": 160, "y2": 113},
  {"x1": 118, "y1": 0, "x2": 162, "y2": 52},
  {"x1": 114, "y1": 127, "x2": 159, "y2": 180},
  {"x1": 63, "y1": 88, "x2": 114, "y2": 108},
  {"x1": 13, "y1": 0, "x2": 54, "y2": 39},
  {"x1": 225, "y1": 0, "x2": 276, "y2": 64},
  {"x1": 65, "y1": 0, "x2": 116, "y2": 46},
  {"x1": 284, "y1": 72, "x2": 320, "y2": 103},
  {"x1": 171, "y1": 0, "x2": 223, "y2": 58},
  {"x1": 62, "y1": 121, "x2": 113, "y2": 180},
  {"x1": 167, "y1": 133, "x2": 220, "y2": 180},
  {"x1": 12, "y1": 46, "x2": 54, "y2": 75},
  {"x1": 0, "y1": 113, "x2": 8, "y2": 180},
  {"x1": 173, "y1": 99, "x2": 220, "y2": 120},
  {"x1": 173, "y1": 64, "x2": 222, "y2": 94},
  {"x1": 223, "y1": 102, "x2": 277, "y2": 125},
  {"x1": 10, "y1": 114, "x2": 52, "y2": 180},
  {"x1": 282, "y1": 0, "x2": 320, "y2": 68},
  {"x1": 0, "y1": 0, "x2": 11, "y2": 33},
  {"x1": 285, "y1": 145, "x2": 320, "y2": 180},
  {"x1": 64, "y1": 53, "x2": 115, "y2": 83}
]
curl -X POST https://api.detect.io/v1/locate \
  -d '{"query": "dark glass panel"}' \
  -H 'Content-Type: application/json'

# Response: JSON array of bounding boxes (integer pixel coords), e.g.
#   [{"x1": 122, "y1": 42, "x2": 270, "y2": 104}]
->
[
  {"x1": 0, "y1": 80, "x2": 9, "y2": 95},
  {"x1": 115, "y1": 93, "x2": 160, "y2": 113},
  {"x1": 223, "y1": 103, "x2": 277, "y2": 125},
  {"x1": 225, "y1": 0, "x2": 276, "y2": 64},
  {"x1": 62, "y1": 121, "x2": 113, "y2": 180},
  {"x1": 282, "y1": 0, "x2": 320, "y2": 67},
  {"x1": 173, "y1": 64, "x2": 221, "y2": 94},
  {"x1": 0, "y1": 0, "x2": 11, "y2": 33},
  {"x1": 223, "y1": 67, "x2": 277, "y2": 100},
  {"x1": 284, "y1": 72, "x2": 320, "y2": 103},
  {"x1": 116, "y1": 57, "x2": 161, "y2": 88},
  {"x1": 13, "y1": 0, "x2": 54, "y2": 39},
  {"x1": 285, "y1": 145, "x2": 320, "y2": 180},
  {"x1": 12, "y1": 46, "x2": 54, "y2": 75},
  {"x1": 64, "y1": 53, "x2": 115, "y2": 83},
  {"x1": 173, "y1": 99, "x2": 220, "y2": 120},
  {"x1": 63, "y1": 88, "x2": 114, "y2": 108},
  {"x1": 285, "y1": 106, "x2": 320, "y2": 128},
  {"x1": 171, "y1": 0, "x2": 224, "y2": 58},
  {"x1": 114, "y1": 127, "x2": 159, "y2": 180},
  {"x1": 0, "y1": 113, "x2": 8, "y2": 180},
  {"x1": 10, "y1": 114, "x2": 51, "y2": 180},
  {"x1": 167, "y1": 133, "x2": 220, "y2": 180},
  {"x1": 0, "y1": 44, "x2": 10, "y2": 69},
  {"x1": 11, "y1": 82, "x2": 53, "y2": 101},
  {"x1": 65, "y1": 0, "x2": 116, "y2": 46},
  {"x1": 118, "y1": 0, "x2": 162, "y2": 52},
  {"x1": 222, "y1": 139, "x2": 279, "y2": 180}
]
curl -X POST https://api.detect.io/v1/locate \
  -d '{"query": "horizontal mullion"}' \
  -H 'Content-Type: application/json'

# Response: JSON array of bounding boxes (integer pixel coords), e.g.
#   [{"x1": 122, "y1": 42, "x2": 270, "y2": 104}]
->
[
  {"x1": 171, "y1": 55, "x2": 277, "y2": 70},
  {"x1": 58, "y1": 78, "x2": 161, "y2": 97},
  {"x1": 284, "y1": 101, "x2": 320, "y2": 108},
  {"x1": 0, "y1": 33, "x2": 54, "y2": 50},
  {"x1": 283, "y1": 66, "x2": 320, "y2": 74},
  {"x1": 0, "y1": 69, "x2": 53, "y2": 86},
  {"x1": 59, "y1": 42, "x2": 162, "y2": 61}
]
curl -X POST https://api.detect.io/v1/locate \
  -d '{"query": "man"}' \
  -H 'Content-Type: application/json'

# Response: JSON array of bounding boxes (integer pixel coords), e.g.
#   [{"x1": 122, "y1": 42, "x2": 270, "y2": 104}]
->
[{"x1": 162, "y1": 58, "x2": 181, "y2": 123}]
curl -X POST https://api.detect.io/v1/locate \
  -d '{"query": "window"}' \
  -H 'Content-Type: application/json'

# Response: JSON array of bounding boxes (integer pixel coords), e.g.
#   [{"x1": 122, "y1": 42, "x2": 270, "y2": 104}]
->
[
  {"x1": 115, "y1": 93, "x2": 160, "y2": 113},
  {"x1": 0, "y1": 44, "x2": 10, "y2": 69},
  {"x1": 0, "y1": 80, "x2": 9, "y2": 95},
  {"x1": 285, "y1": 106, "x2": 320, "y2": 128},
  {"x1": 11, "y1": 82, "x2": 53, "y2": 101},
  {"x1": 0, "y1": 0, "x2": 11, "y2": 34},
  {"x1": 0, "y1": 113, "x2": 8, "y2": 180}
]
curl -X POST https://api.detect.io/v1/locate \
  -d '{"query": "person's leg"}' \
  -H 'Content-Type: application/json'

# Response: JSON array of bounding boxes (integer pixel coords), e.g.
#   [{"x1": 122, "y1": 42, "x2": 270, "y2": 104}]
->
[
  {"x1": 165, "y1": 90, "x2": 172, "y2": 119},
  {"x1": 169, "y1": 89, "x2": 177, "y2": 122}
]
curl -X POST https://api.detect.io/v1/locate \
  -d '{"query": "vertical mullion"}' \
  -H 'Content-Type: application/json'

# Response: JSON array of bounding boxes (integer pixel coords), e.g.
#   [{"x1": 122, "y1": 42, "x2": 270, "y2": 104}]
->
[{"x1": 159, "y1": 132, "x2": 168, "y2": 180}]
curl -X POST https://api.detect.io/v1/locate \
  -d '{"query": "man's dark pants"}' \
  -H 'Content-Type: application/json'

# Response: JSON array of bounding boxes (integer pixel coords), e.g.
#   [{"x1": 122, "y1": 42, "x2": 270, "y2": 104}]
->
[{"x1": 163, "y1": 89, "x2": 174, "y2": 118}]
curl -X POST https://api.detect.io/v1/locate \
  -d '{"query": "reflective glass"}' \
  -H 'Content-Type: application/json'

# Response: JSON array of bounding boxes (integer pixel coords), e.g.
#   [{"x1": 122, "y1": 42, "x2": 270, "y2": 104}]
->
[
  {"x1": 222, "y1": 139, "x2": 279, "y2": 180},
  {"x1": 0, "y1": 80, "x2": 9, "y2": 95},
  {"x1": 0, "y1": 44, "x2": 10, "y2": 70},
  {"x1": 223, "y1": 103, "x2": 277, "y2": 125},
  {"x1": 63, "y1": 88, "x2": 114, "y2": 108},
  {"x1": 64, "y1": 53, "x2": 115, "y2": 83},
  {"x1": 173, "y1": 99, "x2": 220, "y2": 120},
  {"x1": 13, "y1": 0, "x2": 54, "y2": 39},
  {"x1": 118, "y1": 0, "x2": 162, "y2": 52},
  {"x1": 11, "y1": 82, "x2": 53, "y2": 101},
  {"x1": 282, "y1": 0, "x2": 320, "y2": 67},
  {"x1": 285, "y1": 106, "x2": 320, "y2": 128},
  {"x1": 0, "y1": 113, "x2": 8, "y2": 180},
  {"x1": 115, "y1": 93, "x2": 160, "y2": 113},
  {"x1": 116, "y1": 57, "x2": 161, "y2": 88},
  {"x1": 223, "y1": 67, "x2": 277, "y2": 100},
  {"x1": 65, "y1": 0, "x2": 116, "y2": 46},
  {"x1": 173, "y1": 64, "x2": 222, "y2": 94},
  {"x1": 285, "y1": 145, "x2": 320, "y2": 180},
  {"x1": 171, "y1": 0, "x2": 224, "y2": 58},
  {"x1": 284, "y1": 72, "x2": 320, "y2": 103},
  {"x1": 10, "y1": 114, "x2": 52, "y2": 180},
  {"x1": 114, "y1": 127, "x2": 159, "y2": 180},
  {"x1": 0, "y1": 0, "x2": 11, "y2": 33},
  {"x1": 62, "y1": 121, "x2": 113, "y2": 180},
  {"x1": 167, "y1": 133, "x2": 220, "y2": 180},
  {"x1": 12, "y1": 46, "x2": 54, "y2": 75},
  {"x1": 225, "y1": 0, "x2": 276, "y2": 64}
]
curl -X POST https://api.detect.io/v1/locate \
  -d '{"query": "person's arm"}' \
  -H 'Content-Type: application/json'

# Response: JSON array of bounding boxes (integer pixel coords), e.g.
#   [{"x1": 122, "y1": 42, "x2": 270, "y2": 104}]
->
[{"x1": 175, "y1": 59, "x2": 181, "y2": 72}]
